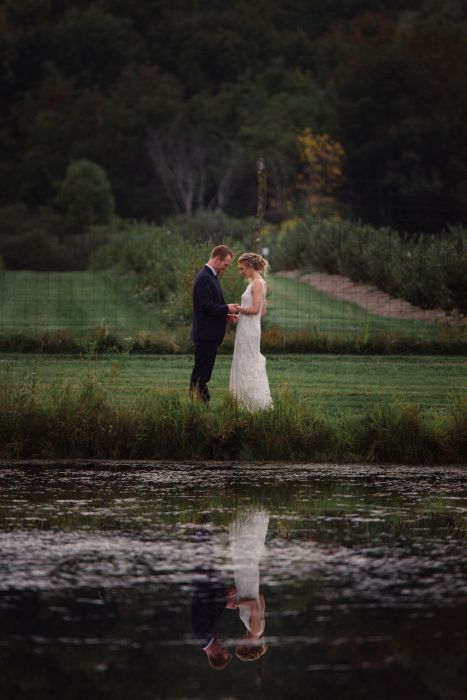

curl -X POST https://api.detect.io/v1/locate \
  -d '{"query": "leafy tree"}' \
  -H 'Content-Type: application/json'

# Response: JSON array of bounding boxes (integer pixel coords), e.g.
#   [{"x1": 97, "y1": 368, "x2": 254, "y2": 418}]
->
[
  {"x1": 296, "y1": 128, "x2": 344, "y2": 214},
  {"x1": 50, "y1": 6, "x2": 142, "y2": 89},
  {"x1": 1, "y1": 0, "x2": 467, "y2": 231},
  {"x1": 333, "y1": 2, "x2": 467, "y2": 231},
  {"x1": 231, "y1": 64, "x2": 338, "y2": 217},
  {"x1": 55, "y1": 159, "x2": 115, "y2": 233}
]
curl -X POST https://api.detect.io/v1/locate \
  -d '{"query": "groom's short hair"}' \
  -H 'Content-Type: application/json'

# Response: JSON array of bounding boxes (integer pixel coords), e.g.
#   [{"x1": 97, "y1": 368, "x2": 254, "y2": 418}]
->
[{"x1": 210, "y1": 245, "x2": 234, "y2": 260}]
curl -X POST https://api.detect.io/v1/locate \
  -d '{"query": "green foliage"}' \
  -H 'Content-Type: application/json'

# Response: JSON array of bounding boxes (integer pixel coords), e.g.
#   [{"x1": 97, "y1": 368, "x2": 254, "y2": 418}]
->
[
  {"x1": 91, "y1": 222, "x2": 178, "y2": 301},
  {"x1": 270, "y1": 217, "x2": 467, "y2": 312},
  {"x1": 0, "y1": 203, "x2": 32, "y2": 237},
  {"x1": 0, "y1": 230, "x2": 55, "y2": 270},
  {"x1": 2, "y1": 0, "x2": 467, "y2": 231},
  {"x1": 166, "y1": 209, "x2": 256, "y2": 245},
  {"x1": 55, "y1": 160, "x2": 115, "y2": 234},
  {"x1": 328, "y1": 2, "x2": 467, "y2": 231},
  {"x1": 90, "y1": 220, "x2": 245, "y2": 323},
  {"x1": 51, "y1": 6, "x2": 142, "y2": 89},
  {"x1": 0, "y1": 224, "x2": 114, "y2": 271}
]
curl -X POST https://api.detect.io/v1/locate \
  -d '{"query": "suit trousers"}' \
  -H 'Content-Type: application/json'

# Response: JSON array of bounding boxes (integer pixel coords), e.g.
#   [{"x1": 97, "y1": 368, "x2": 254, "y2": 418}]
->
[{"x1": 190, "y1": 341, "x2": 220, "y2": 403}]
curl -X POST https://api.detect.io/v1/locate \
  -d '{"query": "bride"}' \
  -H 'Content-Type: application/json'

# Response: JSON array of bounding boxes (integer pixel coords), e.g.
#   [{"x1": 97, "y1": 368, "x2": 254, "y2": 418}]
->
[
  {"x1": 229, "y1": 252, "x2": 273, "y2": 411},
  {"x1": 229, "y1": 508, "x2": 269, "y2": 662}
]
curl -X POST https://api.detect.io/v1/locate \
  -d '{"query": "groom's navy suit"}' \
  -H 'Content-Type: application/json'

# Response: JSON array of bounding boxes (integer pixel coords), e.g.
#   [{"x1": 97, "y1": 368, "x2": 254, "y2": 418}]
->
[
  {"x1": 190, "y1": 524, "x2": 227, "y2": 648},
  {"x1": 190, "y1": 265, "x2": 228, "y2": 403}
]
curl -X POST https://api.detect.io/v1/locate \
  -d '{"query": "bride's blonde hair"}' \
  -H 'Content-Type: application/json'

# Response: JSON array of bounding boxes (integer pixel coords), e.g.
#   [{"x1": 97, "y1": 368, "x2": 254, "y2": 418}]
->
[{"x1": 238, "y1": 252, "x2": 270, "y2": 276}]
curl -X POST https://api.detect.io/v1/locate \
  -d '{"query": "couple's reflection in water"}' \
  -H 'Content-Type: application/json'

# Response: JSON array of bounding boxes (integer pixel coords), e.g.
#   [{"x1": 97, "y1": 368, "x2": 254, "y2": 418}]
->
[{"x1": 190, "y1": 509, "x2": 269, "y2": 671}]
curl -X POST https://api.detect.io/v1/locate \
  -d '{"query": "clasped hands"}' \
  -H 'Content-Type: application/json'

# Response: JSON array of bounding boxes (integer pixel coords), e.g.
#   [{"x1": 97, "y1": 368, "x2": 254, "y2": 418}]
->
[{"x1": 227, "y1": 303, "x2": 240, "y2": 324}]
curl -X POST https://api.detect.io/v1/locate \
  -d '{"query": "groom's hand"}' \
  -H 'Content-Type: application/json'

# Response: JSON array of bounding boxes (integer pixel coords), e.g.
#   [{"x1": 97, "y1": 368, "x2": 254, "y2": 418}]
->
[
  {"x1": 227, "y1": 303, "x2": 239, "y2": 314},
  {"x1": 227, "y1": 314, "x2": 239, "y2": 325}
]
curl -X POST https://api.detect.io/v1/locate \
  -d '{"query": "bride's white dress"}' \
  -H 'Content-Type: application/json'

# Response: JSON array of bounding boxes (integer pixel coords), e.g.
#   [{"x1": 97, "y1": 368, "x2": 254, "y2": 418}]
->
[
  {"x1": 229, "y1": 510, "x2": 269, "y2": 637},
  {"x1": 229, "y1": 279, "x2": 273, "y2": 411}
]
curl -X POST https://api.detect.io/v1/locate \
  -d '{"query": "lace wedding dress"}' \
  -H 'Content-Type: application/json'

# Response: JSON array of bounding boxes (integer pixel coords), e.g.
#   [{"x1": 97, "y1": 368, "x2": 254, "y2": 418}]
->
[{"x1": 229, "y1": 279, "x2": 273, "y2": 411}]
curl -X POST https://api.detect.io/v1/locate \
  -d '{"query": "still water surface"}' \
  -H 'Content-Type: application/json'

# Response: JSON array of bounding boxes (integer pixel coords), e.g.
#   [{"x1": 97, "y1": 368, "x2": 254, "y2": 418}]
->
[{"x1": 0, "y1": 463, "x2": 466, "y2": 699}]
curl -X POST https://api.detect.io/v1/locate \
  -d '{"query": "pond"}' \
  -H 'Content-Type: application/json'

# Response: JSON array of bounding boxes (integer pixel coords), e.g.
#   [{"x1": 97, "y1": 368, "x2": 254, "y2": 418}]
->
[{"x1": 0, "y1": 463, "x2": 466, "y2": 700}]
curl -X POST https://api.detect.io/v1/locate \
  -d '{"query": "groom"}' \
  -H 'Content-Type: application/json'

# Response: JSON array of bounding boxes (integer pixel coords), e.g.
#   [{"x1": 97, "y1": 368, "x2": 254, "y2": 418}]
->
[{"x1": 190, "y1": 245, "x2": 238, "y2": 403}]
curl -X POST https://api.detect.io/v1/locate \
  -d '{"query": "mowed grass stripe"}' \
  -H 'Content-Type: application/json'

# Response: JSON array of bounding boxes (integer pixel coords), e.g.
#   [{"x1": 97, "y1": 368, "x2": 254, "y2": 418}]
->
[
  {"x1": 0, "y1": 271, "x2": 161, "y2": 334},
  {"x1": 1, "y1": 354, "x2": 465, "y2": 415},
  {"x1": 0, "y1": 270, "x2": 447, "y2": 339}
]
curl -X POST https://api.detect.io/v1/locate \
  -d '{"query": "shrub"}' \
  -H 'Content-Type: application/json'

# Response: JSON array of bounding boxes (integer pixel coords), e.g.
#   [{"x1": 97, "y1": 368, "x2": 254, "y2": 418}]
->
[
  {"x1": 0, "y1": 229, "x2": 54, "y2": 270},
  {"x1": 90, "y1": 222, "x2": 181, "y2": 302},
  {"x1": 270, "y1": 216, "x2": 467, "y2": 313},
  {"x1": 37, "y1": 330, "x2": 81, "y2": 353},
  {"x1": 90, "y1": 220, "x2": 246, "y2": 323},
  {"x1": 133, "y1": 330, "x2": 180, "y2": 354},
  {"x1": 168, "y1": 242, "x2": 245, "y2": 324},
  {"x1": 0, "y1": 202, "x2": 31, "y2": 237},
  {"x1": 0, "y1": 200, "x2": 116, "y2": 271},
  {"x1": 165, "y1": 209, "x2": 256, "y2": 246}
]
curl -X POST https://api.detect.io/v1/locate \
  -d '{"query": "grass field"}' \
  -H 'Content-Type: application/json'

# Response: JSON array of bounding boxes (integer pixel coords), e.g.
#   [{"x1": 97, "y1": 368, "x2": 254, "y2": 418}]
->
[
  {"x1": 2, "y1": 353, "x2": 465, "y2": 415},
  {"x1": 266, "y1": 275, "x2": 445, "y2": 337},
  {"x1": 0, "y1": 270, "x2": 164, "y2": 334},
  {"x1": 0, "y1": 270, "x2": 450, "y2": 339}
]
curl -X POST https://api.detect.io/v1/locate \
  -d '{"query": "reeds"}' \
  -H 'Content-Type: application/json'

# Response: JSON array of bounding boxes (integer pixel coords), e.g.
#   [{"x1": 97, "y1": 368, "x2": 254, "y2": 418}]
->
[{"x1": 1, "y1": 374, "x2": 465, "y2": 464}]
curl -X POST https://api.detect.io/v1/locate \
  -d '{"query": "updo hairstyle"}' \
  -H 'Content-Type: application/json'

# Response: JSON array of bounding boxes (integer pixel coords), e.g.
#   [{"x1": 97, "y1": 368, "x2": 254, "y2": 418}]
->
[{"x1": 237, "y1": 252, "x2": 270, "y2": 275}]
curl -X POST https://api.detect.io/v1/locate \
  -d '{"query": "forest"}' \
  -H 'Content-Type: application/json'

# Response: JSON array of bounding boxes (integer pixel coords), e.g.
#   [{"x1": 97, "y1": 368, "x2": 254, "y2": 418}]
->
[{"x1": 2, "y1": 0, "x2": 467, "y2": 236}]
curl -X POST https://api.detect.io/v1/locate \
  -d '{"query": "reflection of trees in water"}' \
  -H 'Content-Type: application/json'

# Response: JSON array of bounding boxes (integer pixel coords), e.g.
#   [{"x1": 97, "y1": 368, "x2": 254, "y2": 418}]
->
[{"x1": 6, "y1": 474, "x2": 464, "y2": 541}]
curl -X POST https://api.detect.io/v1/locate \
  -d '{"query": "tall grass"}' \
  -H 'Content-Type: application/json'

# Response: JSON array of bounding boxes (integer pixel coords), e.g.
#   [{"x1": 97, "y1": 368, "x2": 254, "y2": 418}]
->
[{"x1": 1, "y1": 374, "x2": 465, "y2": 463}]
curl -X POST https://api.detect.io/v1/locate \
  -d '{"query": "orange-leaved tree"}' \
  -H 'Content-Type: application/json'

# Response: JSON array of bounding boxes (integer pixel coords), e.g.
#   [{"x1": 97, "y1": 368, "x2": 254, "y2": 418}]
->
[{"x1": 296, "y1": 128, "x2": 344, "y2": 214}]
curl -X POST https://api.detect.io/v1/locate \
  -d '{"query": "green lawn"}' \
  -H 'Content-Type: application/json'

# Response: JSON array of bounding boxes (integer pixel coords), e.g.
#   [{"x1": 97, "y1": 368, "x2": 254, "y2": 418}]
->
[
  {"x1": 0, "y1": 270, "x2": 163, "y2": 335},
  {"x1": 0, "y1": 270, "x2": 450, "y2": 339},
  {"x1": 2, "y1": 353, "x2": 465, "y2": 415}
]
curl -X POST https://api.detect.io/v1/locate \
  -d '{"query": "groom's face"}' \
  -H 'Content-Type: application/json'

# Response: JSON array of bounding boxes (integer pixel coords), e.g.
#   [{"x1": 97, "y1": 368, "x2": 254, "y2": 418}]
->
[{"x1": 215, "y1": 255, "x2": 233, "y2": 275}]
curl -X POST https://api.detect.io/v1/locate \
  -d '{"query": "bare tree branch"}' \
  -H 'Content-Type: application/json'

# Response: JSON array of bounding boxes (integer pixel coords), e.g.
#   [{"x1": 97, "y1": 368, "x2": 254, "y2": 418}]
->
[{"x1": 148, "y1": 129, "x2": 243, "y2": 215}]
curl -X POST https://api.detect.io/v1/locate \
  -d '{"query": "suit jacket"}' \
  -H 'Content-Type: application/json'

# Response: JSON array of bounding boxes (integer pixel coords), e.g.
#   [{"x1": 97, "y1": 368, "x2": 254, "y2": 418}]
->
[
  {"x1": 190, "y1": 524, "x2": 227, "y2": 646},
  {"x1": 191, "y1": 265, "x2": 228, "y2": 344},
  {"x1": 190, "y1": 571, "x2": 226, "y2": 646}
]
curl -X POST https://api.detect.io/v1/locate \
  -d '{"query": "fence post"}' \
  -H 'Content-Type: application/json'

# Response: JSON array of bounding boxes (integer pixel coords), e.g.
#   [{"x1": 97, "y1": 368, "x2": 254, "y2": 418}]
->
[{"x1": 254, "y1": 157, "x2": 266, "y2": 253}]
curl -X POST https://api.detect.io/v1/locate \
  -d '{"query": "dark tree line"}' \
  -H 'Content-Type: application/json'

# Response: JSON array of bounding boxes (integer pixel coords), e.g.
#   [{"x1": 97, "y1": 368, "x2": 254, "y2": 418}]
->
[{"x1": 1, "y1": 0, "x2": 467, "y2": 232}]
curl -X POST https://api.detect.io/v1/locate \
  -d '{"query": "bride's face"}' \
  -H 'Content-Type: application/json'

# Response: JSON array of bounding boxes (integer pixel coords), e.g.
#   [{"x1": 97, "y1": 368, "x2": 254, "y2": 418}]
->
[{"x1": 238, "y1": 262, "x2": 252, "y2": 278}]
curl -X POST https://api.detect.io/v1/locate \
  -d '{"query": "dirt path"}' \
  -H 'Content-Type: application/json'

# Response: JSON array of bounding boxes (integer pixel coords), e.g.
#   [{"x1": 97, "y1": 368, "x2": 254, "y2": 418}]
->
[{"x1": 277, "y1": 271, "x2": 465, "y2": 326}]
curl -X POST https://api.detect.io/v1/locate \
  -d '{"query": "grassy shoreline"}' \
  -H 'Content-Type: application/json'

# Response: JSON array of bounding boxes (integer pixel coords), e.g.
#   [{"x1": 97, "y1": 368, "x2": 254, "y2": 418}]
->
[{"x1": 1, "y1": 373, "x2": 465, "y2": 464}]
